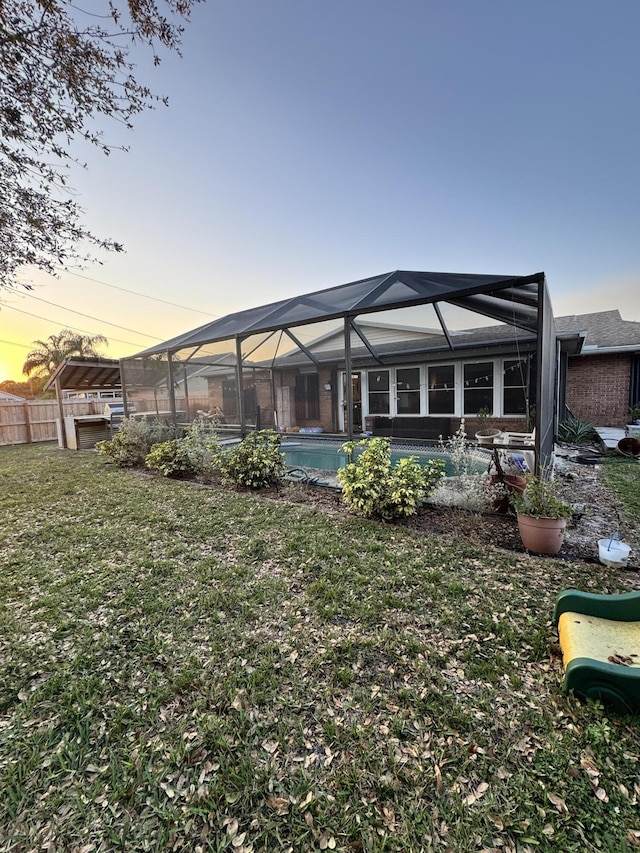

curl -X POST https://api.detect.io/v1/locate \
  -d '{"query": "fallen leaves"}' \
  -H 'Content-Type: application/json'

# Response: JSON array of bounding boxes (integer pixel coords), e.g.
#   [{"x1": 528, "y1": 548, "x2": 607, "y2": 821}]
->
[
  {"x1": 464, "y1": 781, "x2": 489, "y2": 806},
  {"x1": 581, "y1": 749, "x2": 609, "y2": 803},
  {"x1": 547, "y1": 792, "x2": 568, "y2": 814}
]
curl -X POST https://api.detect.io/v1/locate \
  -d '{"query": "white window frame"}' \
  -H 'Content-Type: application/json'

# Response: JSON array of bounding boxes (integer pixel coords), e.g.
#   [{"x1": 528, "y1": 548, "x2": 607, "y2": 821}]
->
[{"x1": 344, "y1": 357, "x2": 529, "y2": 421}]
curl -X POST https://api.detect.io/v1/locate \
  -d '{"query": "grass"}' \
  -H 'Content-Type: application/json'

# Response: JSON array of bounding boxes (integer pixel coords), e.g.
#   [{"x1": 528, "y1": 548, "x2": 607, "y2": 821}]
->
[
  {"x1": 604, "y1": 456, "x2": 640, "y2": 536},
  {"x1": 1, "y1": 443, "x2": 640, "y2": 852}
]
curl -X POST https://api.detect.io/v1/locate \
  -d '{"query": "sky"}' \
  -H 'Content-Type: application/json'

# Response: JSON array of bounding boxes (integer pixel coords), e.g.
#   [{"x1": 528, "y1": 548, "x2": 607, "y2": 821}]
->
[{"x1": 2, "y1": 0, "x2": 640, "y2": 382}]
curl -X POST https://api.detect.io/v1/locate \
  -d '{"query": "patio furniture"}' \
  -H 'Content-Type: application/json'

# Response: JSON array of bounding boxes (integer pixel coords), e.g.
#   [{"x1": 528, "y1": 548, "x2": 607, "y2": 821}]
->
[{"x1": 493, "y1": 429, "x2": 536, "y2": 473}]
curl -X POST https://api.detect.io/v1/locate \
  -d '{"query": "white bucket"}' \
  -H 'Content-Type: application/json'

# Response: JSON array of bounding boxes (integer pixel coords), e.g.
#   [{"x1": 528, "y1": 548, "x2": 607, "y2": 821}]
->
[{"x1": 598, "y1": 538, "x2": 631, "y2": 568}]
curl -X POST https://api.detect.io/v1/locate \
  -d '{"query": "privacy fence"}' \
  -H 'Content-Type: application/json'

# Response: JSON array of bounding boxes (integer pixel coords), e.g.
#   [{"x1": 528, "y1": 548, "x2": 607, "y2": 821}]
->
[
  {"x1": 0, "y1": 400, "x2": 102, "y2": 446},
  {"x1": 0, "y1": 396, "x2": 213, "y2": 446}
]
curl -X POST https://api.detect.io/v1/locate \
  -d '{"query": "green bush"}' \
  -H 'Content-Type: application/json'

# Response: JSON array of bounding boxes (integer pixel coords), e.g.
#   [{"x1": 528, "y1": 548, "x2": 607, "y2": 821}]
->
[
  {"x1": 337, "y1": 437, "x2": 446, "y2": 520},
  {"x1": 95, "y1": 417, "x2": 175, "y2": 467},
  {"x1": 218, "y1": 430, "x2": 285, "y2": 489},
  {"x1": 181, "y1": 419, "x2": 221, "y2": 480},
  {"x1": 145, "y1": 439, "x2": 196, "y2": 478}
]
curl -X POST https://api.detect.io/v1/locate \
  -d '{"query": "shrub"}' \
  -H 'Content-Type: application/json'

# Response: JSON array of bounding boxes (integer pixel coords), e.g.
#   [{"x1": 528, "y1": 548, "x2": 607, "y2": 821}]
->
[
  {"x1": 95, "y1": 417, "x2": 175, "y2": 467},
  {"x1": 435, "y1": 419, "x2": 496, "y2": 512},
  {"x1": 182, "y1": 418, "x2": 221, "y2": 480},
  {"x1": 337, "y1": 437, "x2": 445, "y2": 520},
  {"x1": 218, "y1": 430, "x2": 285, "y2": 489},
  {"x1": 145, "y1": 439, "x2": 196, "y2": 478},
  {"x1": 557, "y1": 414, "x2": 596, "y2": 445}
]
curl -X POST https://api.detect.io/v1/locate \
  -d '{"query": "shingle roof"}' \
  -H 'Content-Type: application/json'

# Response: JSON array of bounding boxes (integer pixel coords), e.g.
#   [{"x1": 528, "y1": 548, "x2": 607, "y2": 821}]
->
[{"x1": 555, "y1": 309, "x2": 640, "y2": 349}]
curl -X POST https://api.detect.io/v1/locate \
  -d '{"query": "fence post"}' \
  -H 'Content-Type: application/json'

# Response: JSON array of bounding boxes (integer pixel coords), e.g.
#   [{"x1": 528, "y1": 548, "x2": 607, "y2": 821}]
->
[
  {"x1": 23, "y1": 402, "x2": 32, "y2": 443},
  {"x1": 55, "y1": 377, "x2": 67, "y2": 449}
]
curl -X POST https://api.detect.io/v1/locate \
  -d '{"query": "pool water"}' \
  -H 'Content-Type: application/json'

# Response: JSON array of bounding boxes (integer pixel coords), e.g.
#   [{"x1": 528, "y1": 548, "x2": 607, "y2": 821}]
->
[{"x1": 281, "y1": 440, "x2": 487, "y2": 477}]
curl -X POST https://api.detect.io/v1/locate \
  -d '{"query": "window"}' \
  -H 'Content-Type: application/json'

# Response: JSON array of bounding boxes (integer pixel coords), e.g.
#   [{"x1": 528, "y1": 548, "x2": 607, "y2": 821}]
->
[
  {"x1": 428, "y1": 365, "x2": 454, "y2": 414},
  {"x1": 503, "y1": 358, "x2": 528, "y2": 415},
  {"x1": 368, "y1": 369, "x2": 390, "y2": 414},
  {"x1": 223, "y1": 380, "x2": 257, "y2": 419},
  {"x1": 464, "y1": 362, "x2": 494, "y2": 414},
  {"x1": 295, "y1": 373, "x2": 319, "y2": 420},
  {"x1": 396, "y1": 367, "x2": 421, "y2": 414}
]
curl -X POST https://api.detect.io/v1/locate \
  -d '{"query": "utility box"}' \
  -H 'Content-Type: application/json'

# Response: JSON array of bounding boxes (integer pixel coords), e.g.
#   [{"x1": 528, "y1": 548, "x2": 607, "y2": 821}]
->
[{"x1": 61, "y1": 415, "x2": 110, "y2": 450}]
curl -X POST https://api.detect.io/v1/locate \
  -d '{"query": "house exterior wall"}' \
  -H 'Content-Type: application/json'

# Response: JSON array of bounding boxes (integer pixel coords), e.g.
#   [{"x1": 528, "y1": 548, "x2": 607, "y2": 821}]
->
[
  {"x1": 275, "y1": 367, "x2": 334, "y2": 432},
  {"x1": 205, "y1": 369, "x2": 274, "y2": 426},
  {"x1": 565, "y1": 353, "x2": 631, "y2": 426}
]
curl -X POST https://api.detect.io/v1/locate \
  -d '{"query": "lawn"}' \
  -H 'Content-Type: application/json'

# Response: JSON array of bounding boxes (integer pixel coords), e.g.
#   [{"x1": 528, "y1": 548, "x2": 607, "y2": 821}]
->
[{"x1": 1, "y1": 443, "x2": 639, "y2": 852}]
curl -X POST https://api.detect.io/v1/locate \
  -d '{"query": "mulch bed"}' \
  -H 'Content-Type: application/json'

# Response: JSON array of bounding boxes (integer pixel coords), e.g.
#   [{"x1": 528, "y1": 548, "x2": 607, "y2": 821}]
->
[{"x1": 263, "y1": 454, "x2": 640, "y2": 572}]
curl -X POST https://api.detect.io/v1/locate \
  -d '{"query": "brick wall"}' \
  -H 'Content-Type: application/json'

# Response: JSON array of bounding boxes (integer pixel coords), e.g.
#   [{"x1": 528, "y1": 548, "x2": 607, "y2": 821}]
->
[
  {"x1": 276, "y1": 367, "x2": 335, "y2": 433},
  {"x1": 565, "y1": 354, "x2": 630, "y2": 426}
]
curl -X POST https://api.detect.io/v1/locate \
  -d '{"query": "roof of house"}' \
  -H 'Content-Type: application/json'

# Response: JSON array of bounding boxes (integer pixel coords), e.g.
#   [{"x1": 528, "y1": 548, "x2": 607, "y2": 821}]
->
[
  {"x1": 0, "y1": 390, "x2": 26, "y2": 402},
  {"x1": 555, "y1": 309, "x2": 640, "y2": 350}
]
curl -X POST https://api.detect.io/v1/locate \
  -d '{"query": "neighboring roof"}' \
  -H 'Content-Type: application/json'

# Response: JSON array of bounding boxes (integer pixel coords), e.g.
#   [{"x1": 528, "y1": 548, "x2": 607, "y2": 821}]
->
[
  {"x1": 44, "y1": 357, "x2": 122, "y2": 392},
  {"x1": 555, "y1": 309, "x2": 640, "y2": 351},
  {"x1": 129, "y1": 270, "x2": 546, "y2": 358},
  {"x1": 269, "y1": 321, "x2": 540, "y2": 368},
  {"x1": 0, "y1": 390, "x2": 26, "y2": 402}
]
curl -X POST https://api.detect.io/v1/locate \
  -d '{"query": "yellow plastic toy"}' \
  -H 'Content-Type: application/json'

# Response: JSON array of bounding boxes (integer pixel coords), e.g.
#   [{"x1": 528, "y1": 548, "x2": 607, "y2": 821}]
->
[{"x1": 554, "y1": 589, "x2": 640, "y2": 713}]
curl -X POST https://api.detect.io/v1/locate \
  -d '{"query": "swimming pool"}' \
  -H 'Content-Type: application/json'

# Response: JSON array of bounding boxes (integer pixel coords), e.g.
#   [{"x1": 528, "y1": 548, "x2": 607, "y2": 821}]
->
[{"x1": 281, "y1": 439, "x2": 488, "y2": 477}]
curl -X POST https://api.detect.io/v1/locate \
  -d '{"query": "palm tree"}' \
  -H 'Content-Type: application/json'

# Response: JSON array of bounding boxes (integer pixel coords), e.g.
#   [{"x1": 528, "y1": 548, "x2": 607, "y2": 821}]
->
[{"x1": 22, "y1": 329, "x2": 108, "y2": 380}]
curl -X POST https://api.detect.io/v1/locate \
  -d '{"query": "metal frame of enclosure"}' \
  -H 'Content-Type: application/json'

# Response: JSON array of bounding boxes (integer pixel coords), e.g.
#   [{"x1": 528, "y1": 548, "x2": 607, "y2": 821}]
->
[{"x1": 121, "y1": 270, "x2": 558, "y2": 472}]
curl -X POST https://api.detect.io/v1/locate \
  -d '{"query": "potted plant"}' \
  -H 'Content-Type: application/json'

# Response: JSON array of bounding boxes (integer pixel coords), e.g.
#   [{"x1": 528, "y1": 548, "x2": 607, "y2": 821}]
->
[
  {"x1": 475, "y1": 407, "x2": 502, "y2": 445},
  {"x1": 511, "y1": 473, "x2": 573, "y2": 554}
]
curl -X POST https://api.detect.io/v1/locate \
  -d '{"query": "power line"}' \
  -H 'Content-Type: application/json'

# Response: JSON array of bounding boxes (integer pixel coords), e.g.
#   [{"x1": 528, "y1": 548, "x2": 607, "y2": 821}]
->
[
  {"x1": 0, "y1": 338, "x2": 31, "y2": 350},
  {"x1": 59, "y1": 270, "x2": 219, "y2": 317},
  {"x1": 23, "y1": 294, "x2": 165, "y2": 340},
  {"x1": 3, "y1": 304, "x2": 147, "y2": 350}
]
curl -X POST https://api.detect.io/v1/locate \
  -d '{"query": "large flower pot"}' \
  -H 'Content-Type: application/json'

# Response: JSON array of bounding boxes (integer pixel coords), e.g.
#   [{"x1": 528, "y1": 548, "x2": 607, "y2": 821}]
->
[
  {"x1": 490, "y1": 474, "x2": 527, "y2": 514},
  {"x1": 517, "y1": 514, "x2": 567, "y2": 555},
  {"x1": 476, "y1": 429, "x2": 502, "y2": 446}
]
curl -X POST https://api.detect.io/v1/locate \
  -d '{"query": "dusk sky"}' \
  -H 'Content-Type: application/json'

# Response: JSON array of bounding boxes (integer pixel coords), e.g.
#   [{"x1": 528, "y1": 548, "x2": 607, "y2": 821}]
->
[{"x1": 2, "y1": 0, "x2": 639, "y2": 381}]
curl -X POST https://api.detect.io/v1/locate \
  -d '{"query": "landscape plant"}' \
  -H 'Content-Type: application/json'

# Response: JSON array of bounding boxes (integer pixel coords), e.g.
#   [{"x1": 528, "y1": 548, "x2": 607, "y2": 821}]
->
[
  {"x1": 337, "y1": 436, "x2": 445, "y2": 520},
  {"x1": 557, "y1": 414, "x2": 597, "y2": 445},
  {"x1": 180, "y1": 417, "x2": 222, "y2": 480},
  {"x1": 217, "y1": 429, "x2": 285, "y2": 488},
  {"x1": 95, "y1": 416, "x2": 175, "y2": 467},
  {"x1": 1, "y1": 1, "x2": 199, "y2": 293},
  {"x1": 512, "y1": 473, "x2": 573, "y2": 519},
  {"x1": 145, "y1": 420, "x2": 222, "y2": 480},
  {"x1": 145, "y1": 438, "x2": 197, "y2": 479},
  {"x1": 434, "y1": 420, "x2": 497, "y2": 511}
]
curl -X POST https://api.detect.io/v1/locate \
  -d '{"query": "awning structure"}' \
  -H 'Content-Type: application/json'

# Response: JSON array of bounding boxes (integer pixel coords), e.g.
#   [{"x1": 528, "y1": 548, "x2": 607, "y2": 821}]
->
[
  {"x1": 44, "y1": 357, "x2": 122, "y2": 450},
  {"x1": 45, "y1": 357, "x2": 122, "y2": 393},
  {"x1": 122, "y1": 269, "x2": 557, "y2": 471}
]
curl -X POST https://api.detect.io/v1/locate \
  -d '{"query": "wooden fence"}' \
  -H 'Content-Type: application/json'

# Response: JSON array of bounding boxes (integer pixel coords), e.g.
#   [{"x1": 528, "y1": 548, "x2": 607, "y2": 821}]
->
[
  {"x1": 0, "y1": 396, "x2": 213, "y2": 446},
  {"x1": 0, "y1": 400, "x2": 104, "y2": 446}
]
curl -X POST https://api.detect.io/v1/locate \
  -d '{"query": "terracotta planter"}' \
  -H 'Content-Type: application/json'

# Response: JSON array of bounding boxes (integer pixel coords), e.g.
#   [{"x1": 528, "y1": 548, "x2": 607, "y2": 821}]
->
[
  {"x1": 517, "y1": 513, "x2": 567, "y2": 555},
  {"x1": 490, "y1": 474, "x2": 526, "y2": 514}
]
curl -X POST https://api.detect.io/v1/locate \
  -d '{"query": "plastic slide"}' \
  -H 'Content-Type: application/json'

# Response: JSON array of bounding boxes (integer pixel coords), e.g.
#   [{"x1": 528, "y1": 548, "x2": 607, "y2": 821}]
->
[{"x1": 554, "y1": 589, "x2": 640, "y2": 713}]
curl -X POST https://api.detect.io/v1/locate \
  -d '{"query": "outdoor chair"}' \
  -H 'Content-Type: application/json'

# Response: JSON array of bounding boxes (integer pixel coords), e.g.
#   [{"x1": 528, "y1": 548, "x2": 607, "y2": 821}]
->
[{"x1": 494, "y1": 429, "x2": 536, "y2": 474}]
